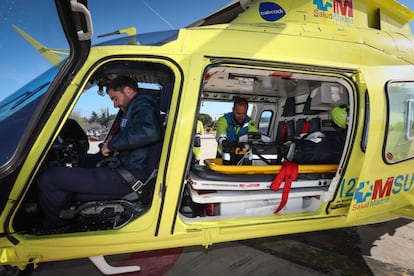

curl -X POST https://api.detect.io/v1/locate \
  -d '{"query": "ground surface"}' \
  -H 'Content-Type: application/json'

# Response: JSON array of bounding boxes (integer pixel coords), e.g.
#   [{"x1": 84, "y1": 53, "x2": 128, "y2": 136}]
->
[{"x1": 28, "y1": 135, "x2": 414, "y2": 275}]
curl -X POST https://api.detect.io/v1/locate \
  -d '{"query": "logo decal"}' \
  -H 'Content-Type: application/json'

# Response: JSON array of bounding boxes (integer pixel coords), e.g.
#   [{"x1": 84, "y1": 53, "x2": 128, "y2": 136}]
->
[
  {"x1": 351, "y1": 173, "x2": 414, "y2": 211},
  {"x1": 354, "y1": 181, "x2": 373, "y2": 203},
  {"x1": 313, "y1": 0, "x2": 354, "y2": 24},
  {"x1": 314, "y1": 0, "x2": 333, "y2": 11},
  {"x1": 259, "y1": 2, "x2": 286, "y2": 22}
]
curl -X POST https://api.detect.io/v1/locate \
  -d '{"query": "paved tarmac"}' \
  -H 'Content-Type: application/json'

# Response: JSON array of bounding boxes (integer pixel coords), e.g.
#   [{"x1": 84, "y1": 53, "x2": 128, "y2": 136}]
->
[{"x1": 23, "y1": 135, "x2": 414, "y2": 275}]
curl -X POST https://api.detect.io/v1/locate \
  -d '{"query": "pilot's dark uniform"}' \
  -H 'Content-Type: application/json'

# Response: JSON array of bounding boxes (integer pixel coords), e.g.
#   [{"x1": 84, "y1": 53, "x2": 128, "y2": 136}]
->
[{"x1": 38, "y1": 92, "x2": 161, "y2": 228}]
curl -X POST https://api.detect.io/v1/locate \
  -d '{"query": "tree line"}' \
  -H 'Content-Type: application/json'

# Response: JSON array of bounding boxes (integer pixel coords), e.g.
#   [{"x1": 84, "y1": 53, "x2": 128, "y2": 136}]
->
[
  {"x1": 70, "y1": 108, "x2": 115, "y2": 133},
  {"x1": 70, "y1": 109, "x2": 214, "y2": 134}
]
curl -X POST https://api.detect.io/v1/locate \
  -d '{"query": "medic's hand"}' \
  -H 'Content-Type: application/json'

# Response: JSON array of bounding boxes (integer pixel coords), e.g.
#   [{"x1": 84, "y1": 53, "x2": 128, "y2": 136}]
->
[{"x1": 221, "y1": 139, "x2": 231, "y2": 152}]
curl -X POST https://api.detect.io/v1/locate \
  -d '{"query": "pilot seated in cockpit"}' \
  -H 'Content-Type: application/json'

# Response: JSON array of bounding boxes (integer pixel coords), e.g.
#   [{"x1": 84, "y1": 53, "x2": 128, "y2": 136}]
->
[{"x1": 37, "y1": 76, "x2": 161, "y2": 229}]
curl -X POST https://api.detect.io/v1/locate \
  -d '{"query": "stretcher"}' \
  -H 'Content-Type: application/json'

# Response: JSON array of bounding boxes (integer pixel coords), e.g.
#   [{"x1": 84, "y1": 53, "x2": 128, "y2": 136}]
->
[
  {"x1": 204, "y1": 158, "x2": 338, "y2": 175},
  {"x1": 185, "y1": 160, "x2": 338, "y2": 217},
  {"x1": 188, "y1": 170, "x2": 331, "y2": 191}
]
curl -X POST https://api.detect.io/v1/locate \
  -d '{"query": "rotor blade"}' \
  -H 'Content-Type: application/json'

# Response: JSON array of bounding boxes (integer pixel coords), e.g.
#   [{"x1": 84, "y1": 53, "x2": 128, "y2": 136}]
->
[{"x1": 12, "y1": 24, "x2": 64, "y2": 66}]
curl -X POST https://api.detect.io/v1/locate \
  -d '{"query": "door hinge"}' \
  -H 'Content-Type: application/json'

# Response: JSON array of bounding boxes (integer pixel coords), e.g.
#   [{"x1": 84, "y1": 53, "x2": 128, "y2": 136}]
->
[{"x1": 0, "y1": 247, "x2": 17, "y2": 264}]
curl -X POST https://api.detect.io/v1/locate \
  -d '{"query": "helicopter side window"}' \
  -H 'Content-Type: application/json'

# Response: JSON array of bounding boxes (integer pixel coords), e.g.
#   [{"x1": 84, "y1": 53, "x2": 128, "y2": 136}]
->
[
  {"x1": 406, "y1": 99, "x2": 414, "y2": 140},
  {"x1": 258, "y1": 110, "x2": 273, "y2": 136},
  {"x1": 384, "y1": 81, "x2": 414, "y2": 163}
]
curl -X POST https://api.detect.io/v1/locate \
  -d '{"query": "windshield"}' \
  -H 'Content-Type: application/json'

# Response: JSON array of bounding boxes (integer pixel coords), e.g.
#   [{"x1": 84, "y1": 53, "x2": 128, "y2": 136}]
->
[
  {"x1": 0, "y1": 1, "x2": 67, "y2": 167},
  {"x1": 0, "y1": 66, "x2": 59, "y2": 165}
]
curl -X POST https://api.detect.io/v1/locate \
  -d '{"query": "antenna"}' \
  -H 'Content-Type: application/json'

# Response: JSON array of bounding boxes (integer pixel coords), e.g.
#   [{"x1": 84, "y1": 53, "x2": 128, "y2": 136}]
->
[{"x1": 97, "y1": 27, "x2": 137, "y2": 45}]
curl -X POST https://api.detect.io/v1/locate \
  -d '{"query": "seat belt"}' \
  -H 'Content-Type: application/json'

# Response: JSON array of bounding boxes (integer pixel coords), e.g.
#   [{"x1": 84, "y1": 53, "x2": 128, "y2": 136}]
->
[
  {"x1": 116, "y1": 167, "x2": 157, "y2": 193},
  {"x1": 269, "y1": 162, "x2": 298, "y2": 213},
  {"x1": 96, "y1": 157, "x2": 156, "y2": 193}
]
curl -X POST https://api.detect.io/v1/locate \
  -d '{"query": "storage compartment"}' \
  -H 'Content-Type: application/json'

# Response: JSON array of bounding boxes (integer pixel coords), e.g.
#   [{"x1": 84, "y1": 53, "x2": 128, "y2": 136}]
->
[
  {"x1": 311, "y1": 82, "x2": 348, "y2": 110},
  {"x1": 221, "y1": 137, "x2": 284, "y2": 166}
]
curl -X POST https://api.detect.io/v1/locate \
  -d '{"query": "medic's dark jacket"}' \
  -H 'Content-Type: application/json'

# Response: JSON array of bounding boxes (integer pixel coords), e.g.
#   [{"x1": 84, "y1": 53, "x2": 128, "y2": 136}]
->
[{"x1": 108, "y1": 92, "x2": 161, "y2": 179}]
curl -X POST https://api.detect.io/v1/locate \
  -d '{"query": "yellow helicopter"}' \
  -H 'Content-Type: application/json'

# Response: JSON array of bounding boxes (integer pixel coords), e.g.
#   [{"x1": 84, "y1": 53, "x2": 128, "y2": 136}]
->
[{"x1": 1, "y1": 0, "x2": 414, "y2": 274}]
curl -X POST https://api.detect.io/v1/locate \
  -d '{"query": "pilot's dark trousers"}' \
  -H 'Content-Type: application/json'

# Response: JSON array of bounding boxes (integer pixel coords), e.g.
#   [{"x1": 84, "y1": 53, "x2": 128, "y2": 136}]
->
[{"x1": 38, "y1": 164, "x2": 133, "y2": 228}]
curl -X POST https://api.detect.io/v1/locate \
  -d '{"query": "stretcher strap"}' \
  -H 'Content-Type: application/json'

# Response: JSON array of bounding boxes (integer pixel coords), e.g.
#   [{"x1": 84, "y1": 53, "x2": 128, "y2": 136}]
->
[{"x1": 270, "y1": 162, "x2": 298, "y2": 213}]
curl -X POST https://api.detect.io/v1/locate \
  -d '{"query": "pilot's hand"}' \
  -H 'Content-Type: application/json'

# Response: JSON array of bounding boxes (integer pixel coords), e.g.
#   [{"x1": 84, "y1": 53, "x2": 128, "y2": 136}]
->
[
  {"x1": 101, "y1": 135, "x2": 114, "y2": 156},
  {"x1": 101, "y1": 141, "x2": 111, "y2": 157},
  {"x1": 101, "y1": 136, "x2": 119, "y2": 157}
]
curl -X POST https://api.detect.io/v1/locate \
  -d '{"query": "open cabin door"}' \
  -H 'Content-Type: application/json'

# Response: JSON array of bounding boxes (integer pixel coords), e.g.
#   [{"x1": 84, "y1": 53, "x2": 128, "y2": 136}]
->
[{"x1": 347, "y1": 66, "x2": 414, "y2": 223}]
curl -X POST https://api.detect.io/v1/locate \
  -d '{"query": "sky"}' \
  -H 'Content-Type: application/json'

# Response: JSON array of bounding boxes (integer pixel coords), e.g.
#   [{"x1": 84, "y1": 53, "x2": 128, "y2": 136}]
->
[
  {"x1": 0, "y1": 0, "x2": 231, "y2": 94},
  {"x1": 1, "y1": 0, "x2": 414, "y2": 118},
  {"x1": 0, "y1": 0, "x2": 231, "y2": 116}
]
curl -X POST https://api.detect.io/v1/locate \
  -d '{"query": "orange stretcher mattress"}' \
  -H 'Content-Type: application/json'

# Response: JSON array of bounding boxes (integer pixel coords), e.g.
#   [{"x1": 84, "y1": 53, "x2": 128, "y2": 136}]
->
[{"x1": 204, "y1": 158, "x2": 338, "y2": 175}]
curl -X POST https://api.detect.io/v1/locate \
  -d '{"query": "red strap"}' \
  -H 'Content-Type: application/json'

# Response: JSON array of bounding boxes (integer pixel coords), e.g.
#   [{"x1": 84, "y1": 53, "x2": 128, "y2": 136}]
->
[
  {"x1": 279, "y1": 121, "x2": 287, "y2": 144},
  {"x1": 270, "y1": 162, "x2": 298, "y2": 213},
  {"x1": 301, "y1": 120, "x2": 310, "y2": 134}
]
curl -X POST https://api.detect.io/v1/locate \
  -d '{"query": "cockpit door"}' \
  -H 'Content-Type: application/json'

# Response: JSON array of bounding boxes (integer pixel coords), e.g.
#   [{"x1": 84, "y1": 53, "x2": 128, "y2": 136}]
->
[
  {"x1": 347, "y1": 65, "x2": 414, "y2": 222},
  {"x1": 0, "y1": 0, "x2": 92, "y2": 234},
  {"x1": 54, "y1": 0, "x2": 92, "y2": 73}
]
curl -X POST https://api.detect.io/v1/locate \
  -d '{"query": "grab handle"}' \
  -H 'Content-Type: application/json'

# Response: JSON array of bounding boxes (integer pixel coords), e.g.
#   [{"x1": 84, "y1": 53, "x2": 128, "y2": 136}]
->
[{"x1": 70, "y1": 0, "x2": 94, "y2": 40}]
